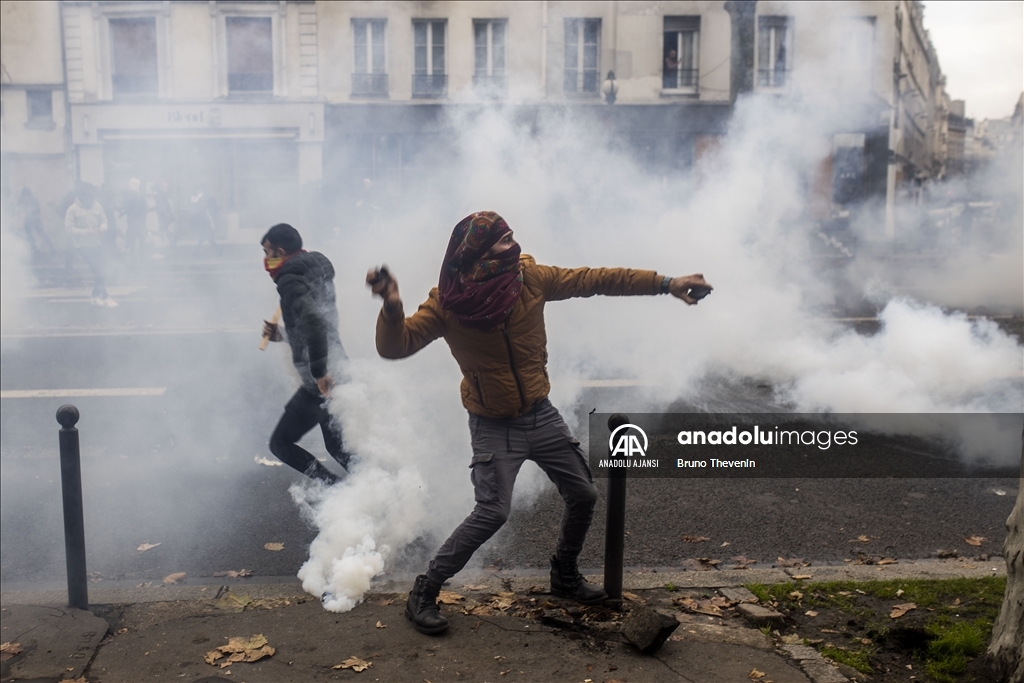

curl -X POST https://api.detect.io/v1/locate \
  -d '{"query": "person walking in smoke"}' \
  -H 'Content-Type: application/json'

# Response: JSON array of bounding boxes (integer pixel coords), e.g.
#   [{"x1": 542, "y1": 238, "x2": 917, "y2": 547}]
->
[
  {"x1": 64, "y1": 182, "x2": 117, "y2": 307},
  {"x1": 367, "y1": 211, "x2": 713, "y2": 635},
  {"x1": 16, "y1": 187, "x2": 54, "y2": 255},
  {"x1": 120, "y1": 178, "x2": 149, "y2": 256},
  {"x1": 261, "y1": 223, "x2": 353, "y2": 484}
]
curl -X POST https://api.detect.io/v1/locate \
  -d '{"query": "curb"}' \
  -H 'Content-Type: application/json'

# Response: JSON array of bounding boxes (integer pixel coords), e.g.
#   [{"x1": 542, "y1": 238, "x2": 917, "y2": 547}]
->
[{"x1": 1, "y1": 558, "x2": 1005, "y2": 608}]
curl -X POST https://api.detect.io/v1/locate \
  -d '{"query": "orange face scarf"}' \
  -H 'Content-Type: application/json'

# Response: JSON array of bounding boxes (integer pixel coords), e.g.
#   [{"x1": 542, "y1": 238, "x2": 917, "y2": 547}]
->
[{"x1": 264, "y1": 250, "x2": 305, "y2": 280}]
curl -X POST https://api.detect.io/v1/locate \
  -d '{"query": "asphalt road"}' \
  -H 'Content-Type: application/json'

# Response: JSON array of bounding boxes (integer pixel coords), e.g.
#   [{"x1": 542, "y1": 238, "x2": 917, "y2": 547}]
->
[{"x1": 1, "y1": 250, "x2": 1019, "y2": 591}]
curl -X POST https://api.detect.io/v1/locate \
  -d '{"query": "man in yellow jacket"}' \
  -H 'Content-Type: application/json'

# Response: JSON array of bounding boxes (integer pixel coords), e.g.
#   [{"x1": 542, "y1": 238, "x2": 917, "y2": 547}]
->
[{"x1": 368, "y1": 211, "x2": 711, "y2": 635}]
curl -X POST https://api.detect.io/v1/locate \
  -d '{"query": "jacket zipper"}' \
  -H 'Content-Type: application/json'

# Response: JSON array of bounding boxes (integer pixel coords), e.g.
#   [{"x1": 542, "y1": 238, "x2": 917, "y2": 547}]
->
[
  {"x1": 502, "y1": 321, "x2": 528, "y2": 412},
  {"x1": 473, "y1": 374, "x2": 486, "y2": 408}
]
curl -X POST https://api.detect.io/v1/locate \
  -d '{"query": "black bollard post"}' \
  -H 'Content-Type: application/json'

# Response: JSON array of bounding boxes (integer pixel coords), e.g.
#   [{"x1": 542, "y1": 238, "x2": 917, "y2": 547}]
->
[
  {"x1": 603, "y1": 413, "x2": 629, "y2": 602},
  {"x1": 56, "y1": 404, "x2": 88, "y2": 610}
]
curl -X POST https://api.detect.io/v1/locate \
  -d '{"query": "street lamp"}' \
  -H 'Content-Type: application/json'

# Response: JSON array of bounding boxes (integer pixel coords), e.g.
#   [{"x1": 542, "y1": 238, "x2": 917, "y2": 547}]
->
[{"x1": 601, "y1": 70, "x2": 618, "y2": 105}]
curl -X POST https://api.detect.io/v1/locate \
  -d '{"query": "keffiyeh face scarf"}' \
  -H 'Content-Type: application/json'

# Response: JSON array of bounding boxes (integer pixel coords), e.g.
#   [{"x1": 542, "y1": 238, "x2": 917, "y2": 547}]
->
[{"x1": 437, "y1": 211, "x2": 523, "y2": 330}]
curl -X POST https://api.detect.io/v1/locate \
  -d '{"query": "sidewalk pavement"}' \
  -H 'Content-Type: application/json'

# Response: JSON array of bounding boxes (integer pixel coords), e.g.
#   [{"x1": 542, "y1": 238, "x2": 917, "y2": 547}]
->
[{"x1": 0, "y1": 560, "x2": 1005, "y2": 683}]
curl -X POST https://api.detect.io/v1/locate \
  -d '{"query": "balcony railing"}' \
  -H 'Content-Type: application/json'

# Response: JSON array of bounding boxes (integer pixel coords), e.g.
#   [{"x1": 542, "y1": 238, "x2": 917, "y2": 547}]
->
[
  {"x1": 662, "y1": 69, "x2": 699, "y2": 91},
  {"x1": 756, "y1": 68, "x2": 790, "y2": 89},
  {"x1": 228, "y1": 71, "x2": 273, "y2": 93},
  {"x1": 563, "y1": 68, "x2": 600, "y2": 95},
  {"x1": 352, "y1": 72, "x2": 389, "y2": 97},
  {"x1": 472, "y1": 73, "x2": 507, "y2": 97},
  {"x1": 112, "y1": 73, "x2": 158, "y2": 97},
  {"x1": 412, "y1": 73, "x2": 447, "y2": 98}
]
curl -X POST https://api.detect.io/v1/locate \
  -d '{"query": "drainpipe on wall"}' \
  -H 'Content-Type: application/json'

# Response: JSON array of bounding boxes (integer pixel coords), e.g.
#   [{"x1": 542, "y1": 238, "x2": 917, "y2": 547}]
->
[
  {"x1": 541, "y1": 0, "x2": 547, "y2": 97},
  {"x1": 58, "y1": 1, "x2": 77, "y2": 184},
  {"x1": 723, "y1": 0, "x2": 756, "y2": 105}
]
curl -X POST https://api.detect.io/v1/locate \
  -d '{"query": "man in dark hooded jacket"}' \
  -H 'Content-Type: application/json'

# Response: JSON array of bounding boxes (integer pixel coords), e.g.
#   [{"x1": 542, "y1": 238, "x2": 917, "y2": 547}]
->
[
  {"x1": 261, "y1": 223, "x2": 351, "y2": 484},
  {"x1": 367, "y1": 211, "x2": 712, "y2": 635}
]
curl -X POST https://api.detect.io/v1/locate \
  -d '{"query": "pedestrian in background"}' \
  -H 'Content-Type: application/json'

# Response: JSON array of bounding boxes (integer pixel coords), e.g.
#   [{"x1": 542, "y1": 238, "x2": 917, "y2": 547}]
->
[
  {"x1": 64, "y1": 182, "x2": 117, "y2": 307},
  {"x1": 121, "y1": 177, "x2": 149, "y2": 257},
  {"x1": 17, "y1": 187, "x2": 53, "y2": 255}
]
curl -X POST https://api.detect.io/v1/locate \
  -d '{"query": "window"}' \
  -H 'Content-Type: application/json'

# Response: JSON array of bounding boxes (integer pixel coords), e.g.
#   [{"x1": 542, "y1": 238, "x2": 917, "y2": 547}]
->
[
  {"x1": 26, "y1": 90, "x2": 54, "y2": 126},
  {"x1": 839, "y1": 17, "x2": 875, "y2": 93},
  {"x1": 226, "y1": 17, "x2": 273, "y2": 93},
  {"x1": 352, "y1": 19, "x2": 387, "y2": 97},
  {"x1": 564, "y1": 18, "x2": 600, "y2": 95},
  {"x1": 413, "y1": 20, "x2": 446, "y2": 98},
  {"x1": 110, "y1": 17, "x2": 158, "y2": 96},
  {"x1": 473, "y1": 19, "x2": 507, "y2": 95},
  {"x1": 663, "y1": 17, "x2": 700, "y2": 91},
  {"x1": 757, "y1": 16, "x2": 791, "y2": 88}
]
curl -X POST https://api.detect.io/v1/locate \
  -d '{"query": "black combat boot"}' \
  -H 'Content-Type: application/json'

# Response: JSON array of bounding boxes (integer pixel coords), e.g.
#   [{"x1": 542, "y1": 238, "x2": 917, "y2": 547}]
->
[
  {"x1": 550, "y1": 555, "x2": 608, "y2": 605},
  {"x1": 405, "y1": 574, "x2": 449, "y2": 635}
]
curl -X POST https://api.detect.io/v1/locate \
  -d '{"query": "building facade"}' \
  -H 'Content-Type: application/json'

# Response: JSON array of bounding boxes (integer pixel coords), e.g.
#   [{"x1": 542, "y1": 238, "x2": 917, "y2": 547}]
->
[{"x1": 1, "y1": 1, "x2": 958, "y2": 242}]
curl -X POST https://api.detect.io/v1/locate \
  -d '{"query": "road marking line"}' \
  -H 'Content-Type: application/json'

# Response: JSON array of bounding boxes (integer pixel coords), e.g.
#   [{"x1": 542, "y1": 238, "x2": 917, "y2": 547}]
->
[
  {"x1": 1, "y1": 388, "x2": 167, "y2": 398},
  {"x1": 1, "y1": 328, "x2": 253, "y2": 339},
  {"x1": 574, "y1": 379, "x2": 659, "y2": 388}
]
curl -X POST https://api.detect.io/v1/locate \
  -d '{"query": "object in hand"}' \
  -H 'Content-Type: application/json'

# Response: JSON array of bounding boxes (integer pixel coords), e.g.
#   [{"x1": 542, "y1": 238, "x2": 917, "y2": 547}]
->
[{"x1": 687, "y1": 285, "x2": 712, "y2": 301}]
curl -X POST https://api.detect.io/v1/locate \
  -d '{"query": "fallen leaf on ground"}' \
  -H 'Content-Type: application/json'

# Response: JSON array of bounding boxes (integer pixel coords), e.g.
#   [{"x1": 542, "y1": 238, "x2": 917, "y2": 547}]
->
[
  {"x1": 462, "y1": 584, "x2": 489, "y2": 591},
  {"x1": 163, "y1": 572, "x2": 186, "y2": 585},
  {"x1": 895, "y1": 589, "x2": 904, "y2": 597},
  {"x1": 0, "y1": 642, "x2": 24, "y2": 662},
  {"x1": 488, "y1": 592, "x2": 516, "y2": 610},
  {"x1": 890, "y1": 603, "x2": 917, "y2": 619},
  {"x1": 805, "y1": 610, "x2": 818, "y2": 617},
  {"x1": 334, "y1": 656, "x2": 372, "y2": 672},
  {"x1": 136, "y1": 542, "x2": 161, "y2": 553},
  {"x1": 877, "y1": 558, "x2": 898, "y2": 565},
  {"x1": 964, "y1": 536, "x2": 985, "y2": 546},
  {"x1": 437, "y1": 591, "x2": 464, "y2": 605},
  {"x1": 951, "y1": 598, "x2": 961, "y2": 606},
  {"x1": 749, "y1": 669, "x2": 766, "y2": 679},
  {"x1": 853, "y1": 535, "x2": 871, "y2": 543},
  {"x1": 463, "y1": 604, "x2": 493, "y2": 616},
  {"x1": 263, "y1": 543, "x2": 284, "y2": 552},
  {"x1": 791, "y1": 574, "x2": 812, "y2": 580},
  {"x1": 776, "y1": 557, "x2": 808, "y2": 568},
  {"x1": 622, "y1": 591, "x2": 645, "y2": 603},
  {"x1": 720, "y1": 541, "x2": 731, "y2": 547},
  {"x1": 375, "y1": 620, "x2": 387, "y2": 629},
  {"x1": 696, "y1": 557, "x2": 721, "y2": 566},
  {"x1": 216, "y1": 593, "x2": 253, "y2": 613},
  {"x1": 788, "y1": 591, "x2": 804, "y2": 600},
  {"x1": 213, "y1": 569, "x2": 253, "y2": 578},
  {"x1": 780, "y1": 634, "x2": 802, "y2": 644},
  {"x1": 681, "y1": 535, "x2": 710, "y2": 543},
  {"x1": 205, "y1": 634, "x2": 275, "y2": 668}
]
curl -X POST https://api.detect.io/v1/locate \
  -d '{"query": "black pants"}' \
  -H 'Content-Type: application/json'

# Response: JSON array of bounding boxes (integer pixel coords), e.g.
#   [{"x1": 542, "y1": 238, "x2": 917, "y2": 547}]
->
[{"x1": 270, "y1": 388, "x2": 350, "y2": 483}]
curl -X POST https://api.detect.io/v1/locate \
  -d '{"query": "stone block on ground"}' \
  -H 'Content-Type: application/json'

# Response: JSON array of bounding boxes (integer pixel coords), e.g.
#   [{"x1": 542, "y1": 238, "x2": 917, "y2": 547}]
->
[
  {"x1": 621, "y1": 605, "x2": 680, "y2": 654},
  {"x1": 782, "y1": 644, "x2": 849, "y2": 683},
  {"x1": 719, "y1": 586, "x2": 759, "y2": 603},
  {"x1": 737, "y1": 602, "x2": 786, "y2": 628}
]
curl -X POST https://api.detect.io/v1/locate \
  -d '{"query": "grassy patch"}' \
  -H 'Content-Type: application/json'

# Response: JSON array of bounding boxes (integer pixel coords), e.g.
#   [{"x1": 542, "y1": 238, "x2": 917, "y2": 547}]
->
[
  {"x1": 742, "y1": 577, "x2": 1006, "y2": 682},
  {"x1": 820, "y1": 645, "x2": 873, "y2": 673},
  {"x1": 925, "y1": 618, "x2": 989, "y2": 682}
]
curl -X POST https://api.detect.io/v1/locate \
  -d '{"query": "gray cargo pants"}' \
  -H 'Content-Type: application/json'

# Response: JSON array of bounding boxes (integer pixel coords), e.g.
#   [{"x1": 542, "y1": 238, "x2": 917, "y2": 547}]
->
[{"x1": 425, "y1": 398, "x2": 597, "y2": 585}]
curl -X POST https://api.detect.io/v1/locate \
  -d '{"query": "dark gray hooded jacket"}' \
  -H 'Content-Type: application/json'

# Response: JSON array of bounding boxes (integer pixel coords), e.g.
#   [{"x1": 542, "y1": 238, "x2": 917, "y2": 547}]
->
[{"x1": 275, "y1": 251, "x2": 346, "y2": 389}]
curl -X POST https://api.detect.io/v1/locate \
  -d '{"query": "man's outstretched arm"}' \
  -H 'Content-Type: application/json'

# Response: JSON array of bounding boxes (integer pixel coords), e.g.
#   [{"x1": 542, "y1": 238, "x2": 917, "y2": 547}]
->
[
  {"x1": 367, "y1": 267, "x2": 445, "y2": 359},
  {"x1": 538, "y1": 264, "x2": 713, "y2": 305}
]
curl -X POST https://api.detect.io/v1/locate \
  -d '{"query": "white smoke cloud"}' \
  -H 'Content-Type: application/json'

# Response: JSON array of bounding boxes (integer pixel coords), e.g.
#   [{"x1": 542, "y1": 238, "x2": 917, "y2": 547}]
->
[{"x1": 293, "y1": 91, "x2": 1021, "y2": 611}]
